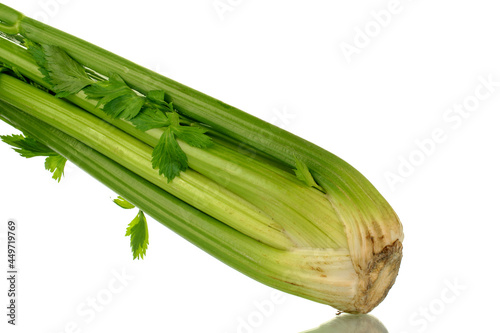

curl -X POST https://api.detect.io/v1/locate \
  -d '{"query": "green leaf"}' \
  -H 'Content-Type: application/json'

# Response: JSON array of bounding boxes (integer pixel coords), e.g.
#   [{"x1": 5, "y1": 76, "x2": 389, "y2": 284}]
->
[
  {"x1": 130, "y1": 107, "x2": 170, "y2": 131},
  {"x1": 44, "y1": 155, "x2": 67, "y2": 182},
  {"x1": 146, "y1": 90, "x2": 166, "y2": 104},
  {"x1": 168, "y1": 112, "x2": 212, "y2": 148},
  {"x1": 173, "y1": 125, "x2": 213, "y2": 149},
  {"x1": 1, "y1": 133, "x2": 67, "y2": 182},
  {"x1": 31, "y1": 43, "x2": 93, "y2": 97},
  {"x1": 0, "y1": 134, "x2": 57, "y2": 158},
  {"x1": 151, "y1": 128, "x2": 188, "y2": 181},
  {"x1": 84, "y1": 73, "x2": 145, "y2": 120},
  {"x1": 25, "y1": 40, "x2": 51, "y2": 85},
  {"x1": 293, "y1": 157, "x2": 324, "y2": 191},
  {"x1": 146, "y1": 90, "x2": 175, "y2": 111},
  {"x1": 125, "y1": 210, "x2": 149, "y2": 260},
  {"x1": 84, "y1": 73, "x2": 128, "y2": 106},
  {"x1": 102, "y1": 92, "x2": 145, "y2": 120},
  {"x1": 145, "y1": 112, "x2": 212, "y2": 181},
  {"x1": 113, "y1": 196, "x2": 136, "y2": 209}
]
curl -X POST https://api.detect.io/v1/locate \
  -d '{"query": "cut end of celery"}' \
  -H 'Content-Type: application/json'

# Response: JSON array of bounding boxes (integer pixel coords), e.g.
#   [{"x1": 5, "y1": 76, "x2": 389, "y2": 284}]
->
[{"x1": 346, "y1": 240, "x2": 403, "y2": 314}]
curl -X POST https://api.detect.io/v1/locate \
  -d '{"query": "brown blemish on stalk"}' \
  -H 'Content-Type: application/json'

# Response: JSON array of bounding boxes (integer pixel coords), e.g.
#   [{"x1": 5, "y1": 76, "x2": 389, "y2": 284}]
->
[
  {"x1": 335, "y1": 240, "x2": 403, "y2": 314},
  {"x1": 351, "y1": 240, "x2": 403, "y2": 314}
]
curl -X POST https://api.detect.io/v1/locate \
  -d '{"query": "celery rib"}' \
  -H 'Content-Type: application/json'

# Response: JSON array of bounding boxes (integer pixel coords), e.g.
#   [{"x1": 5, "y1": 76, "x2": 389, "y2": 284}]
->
[
  {"x1": 0, "y1": 37, "x2": 349, "y2": 249},
  {"x1": 0, "y1": 74, "x2": 295, "y2": 250},
  {"x1": 0, "y1": 101, "x2": 360, "y2": 310}
]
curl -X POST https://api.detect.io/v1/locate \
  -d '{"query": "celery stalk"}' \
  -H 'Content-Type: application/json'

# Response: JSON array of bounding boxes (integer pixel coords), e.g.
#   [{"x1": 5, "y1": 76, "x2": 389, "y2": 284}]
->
[
  {"x1": 0, "y1": 3, "x2": 403, "y2": 313},
  {"x1": 0, "y1": 96, "x2": 359, "y2": 310},
  {"x1": 0, "y1": 36, "x2": 349, "y2": 249}
]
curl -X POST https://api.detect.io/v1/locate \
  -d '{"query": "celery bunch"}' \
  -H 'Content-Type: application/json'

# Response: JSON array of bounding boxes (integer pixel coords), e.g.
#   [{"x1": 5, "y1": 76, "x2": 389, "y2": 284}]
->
[{"x1": 0, "y1": 4, "x2": 403, "y2": 313}]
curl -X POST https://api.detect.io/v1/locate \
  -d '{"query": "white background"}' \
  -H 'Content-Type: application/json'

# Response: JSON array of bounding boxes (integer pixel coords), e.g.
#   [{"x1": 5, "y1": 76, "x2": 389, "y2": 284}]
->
[{"x1": 1, "y1": 0, "x2": 499, "y2": 332}]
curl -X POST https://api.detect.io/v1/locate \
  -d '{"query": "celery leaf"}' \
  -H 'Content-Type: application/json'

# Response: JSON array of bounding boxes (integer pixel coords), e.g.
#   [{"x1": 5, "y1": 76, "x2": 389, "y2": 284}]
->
[
  {"x1": 148, "y1": 112, "x2": 212, "y2": 180},
  {"x1": 26, "y1": 41, "x2": 93, "y2": 97},
  {"x1": 173, "y1": 125, "x2": 213, "y2": 149},
  {"x1": 152, "y1": 128, "x2": 188, "y2": 181},
  {"x1": 84, "y1": 73, "x2": 144, "y2": 120},
  {"x1": 44, "y1": 155, "x2": 67, "y2": 182},
  {"x1": 25, "y1": 40, "x2": 51, "y2": 85},
  {"x1": 293, "y1": 157, "x2": 324, "y2": 191},
  {"x1": 169, "y1": 112, "x2": 212, "y2": 148},
  {"x1": 113, "y1": 196, "x2": 136, "y2": 209},
  {"x1": 0, "y1": 134, "x2": 57, "y2": 158},
  {"x1": 103, "y1": 92, "x2": 145, "y2": 120},
  {"x1": 42, "y1": 44, "x2": 94, "y2": 97},
  {"x1": 125, "y1": 210, "x2": 149, "y2": 260},
  {"x1": 130, "y1": 107, "x2": 170, "y2": 131},
  {"x1": 1, "y1": 133, "x2": 67, "y2": 182},
  {"x1": 146, "y1": 90, "x2": 167, "y2": 105},
  {"x1": 24, "y1": 39, "x2": 211, "y2": 183},
  {"x1": 146, "y1": 90, "x2": 175, "y2": 111}
]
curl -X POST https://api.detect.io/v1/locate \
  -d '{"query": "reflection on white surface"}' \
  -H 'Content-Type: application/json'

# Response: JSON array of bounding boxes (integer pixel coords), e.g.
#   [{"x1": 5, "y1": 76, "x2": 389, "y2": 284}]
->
[{"x1": 301, "y1": 314, "x2": 388, "y2": 333}]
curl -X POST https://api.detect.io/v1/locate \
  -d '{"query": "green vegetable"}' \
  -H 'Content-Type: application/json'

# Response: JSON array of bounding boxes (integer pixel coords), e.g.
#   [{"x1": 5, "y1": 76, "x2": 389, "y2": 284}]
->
[
  {"x1": 113, "y1": 195, "x2": 149, "y2": 259},
  {"x1": 294, "y1": 156, "x2": 324, "y2": 191},
  {"x1": 113, "y1": 196, "x2": 136, "y2": 210},
  {"x1": 0, "y1": 4, "x2": 403, "y2": 314},
  {"x1": 125, "y1": 210, "x2": 149, "y2": 260},
  {"x1": 35, "y1": 43, "x2": 93, "y2": 97},
  {"x1": 44, "y1": 154, "x2": 67, "y2": 183},
  {"x1": 0, "y1": 133, "x2": 67, "y2": 182}
]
